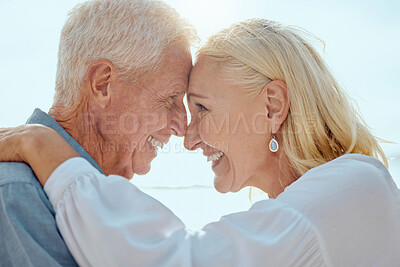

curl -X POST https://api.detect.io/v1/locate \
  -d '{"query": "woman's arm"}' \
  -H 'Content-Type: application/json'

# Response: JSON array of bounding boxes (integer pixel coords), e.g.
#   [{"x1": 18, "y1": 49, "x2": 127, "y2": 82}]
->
[
  {"x1": 0, "y1": 125, "x2": 79, "y2": 185},
  {"x1": 44, "y1": 157, "x2": 323, "y2": 267}
]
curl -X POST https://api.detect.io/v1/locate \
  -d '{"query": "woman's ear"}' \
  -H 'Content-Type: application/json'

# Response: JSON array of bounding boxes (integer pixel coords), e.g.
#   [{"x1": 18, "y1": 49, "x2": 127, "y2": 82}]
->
[
  {"x1": 261, "y1": 80, "x2": 290, "y2": 133},
  {"x1": 87, "y1": 59, "x2": 115, "y2": 108}
]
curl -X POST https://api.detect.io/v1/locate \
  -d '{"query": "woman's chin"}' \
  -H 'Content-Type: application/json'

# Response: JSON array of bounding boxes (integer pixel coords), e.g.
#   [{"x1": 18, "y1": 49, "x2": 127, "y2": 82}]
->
[{"x1": 213, "y1": 175, "x2": 233, "y2": 193}]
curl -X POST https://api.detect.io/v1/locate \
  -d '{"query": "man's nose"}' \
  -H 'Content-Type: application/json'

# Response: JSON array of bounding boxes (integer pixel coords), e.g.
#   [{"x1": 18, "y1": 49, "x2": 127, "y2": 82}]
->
[
  {"x1": 169, "y1": 103, "x2": 187, "y2": 137},
  {"x1": 184, "y1": 119, "x2": 201, "y2": 151}
]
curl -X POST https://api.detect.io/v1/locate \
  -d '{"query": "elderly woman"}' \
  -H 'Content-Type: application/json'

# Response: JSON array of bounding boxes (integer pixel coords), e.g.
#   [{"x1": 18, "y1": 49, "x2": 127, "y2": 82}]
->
[{"x1": 1, "y1": 19, "x2": 399, "y2": 266}]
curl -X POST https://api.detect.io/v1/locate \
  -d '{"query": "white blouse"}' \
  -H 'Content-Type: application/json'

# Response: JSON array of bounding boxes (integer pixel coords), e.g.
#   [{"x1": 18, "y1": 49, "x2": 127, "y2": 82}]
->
[{"x1": 44, "y1": 154, "x2": 400, "y2": 267}]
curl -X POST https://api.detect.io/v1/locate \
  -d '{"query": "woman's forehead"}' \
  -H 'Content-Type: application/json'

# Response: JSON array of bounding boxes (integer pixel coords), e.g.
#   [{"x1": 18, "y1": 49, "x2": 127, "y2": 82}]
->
[
  {"x1": 194, "y1": 56, "x2": 222, "y2": 72},
  {"x1": 188, "y1": 59, "x2": 220, "y2": 94},
  {"x1": 188, "y1": 58, "x2": 246, "y2": 105}
]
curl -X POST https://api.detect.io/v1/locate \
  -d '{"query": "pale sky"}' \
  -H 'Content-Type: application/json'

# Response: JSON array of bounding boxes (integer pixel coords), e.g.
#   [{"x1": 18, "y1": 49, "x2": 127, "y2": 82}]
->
[{"x1": 0, "y1": 0, "x2": 399, "y2": 228}]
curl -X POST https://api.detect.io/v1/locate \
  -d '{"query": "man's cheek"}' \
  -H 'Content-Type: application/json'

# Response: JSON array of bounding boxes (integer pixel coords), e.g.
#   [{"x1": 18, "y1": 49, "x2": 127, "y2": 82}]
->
[
  {"x1": 118, "y1": 112, "x2": 140, "y2": 135},
  {"x1": 141, "y1": 111, "x2": 168, "y2": 132}
]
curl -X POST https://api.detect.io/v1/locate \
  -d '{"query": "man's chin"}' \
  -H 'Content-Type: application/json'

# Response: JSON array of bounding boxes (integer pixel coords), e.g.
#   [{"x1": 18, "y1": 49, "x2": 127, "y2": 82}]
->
[
  {"x1": 119, "y1": 169, "x2": 135, "y2": 180},
  {"x1": 134, "y1": 164, "x2": 151, "y2": 176}
]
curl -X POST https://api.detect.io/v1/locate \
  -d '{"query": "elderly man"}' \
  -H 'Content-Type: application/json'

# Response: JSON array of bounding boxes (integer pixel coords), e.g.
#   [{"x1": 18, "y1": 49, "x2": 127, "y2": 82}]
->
[{"x1": 0, "y1": 0, "x2": 196, "y2": 265}]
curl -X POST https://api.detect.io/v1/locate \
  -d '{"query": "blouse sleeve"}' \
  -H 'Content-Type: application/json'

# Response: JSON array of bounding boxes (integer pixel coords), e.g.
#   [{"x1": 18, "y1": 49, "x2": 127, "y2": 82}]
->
[{"x1": 44, "y1": 157, "x2": 326, "y2": 267}]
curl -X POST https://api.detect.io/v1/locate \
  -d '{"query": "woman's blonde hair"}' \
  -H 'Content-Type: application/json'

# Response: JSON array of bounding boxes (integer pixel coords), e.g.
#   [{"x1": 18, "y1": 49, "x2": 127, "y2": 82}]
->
[
  {"x1": 54, "y1": 0, "x2": 198, "y2": 106},
  {"x1": 197, "y1": 18, "x2": 387, "y2": 177}
]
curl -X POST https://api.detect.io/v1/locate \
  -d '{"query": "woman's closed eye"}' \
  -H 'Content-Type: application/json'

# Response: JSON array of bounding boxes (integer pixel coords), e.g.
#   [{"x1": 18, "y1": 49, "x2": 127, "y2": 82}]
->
[{"x1": 196, "y1": 103, "x2": 208, "y2": 112}]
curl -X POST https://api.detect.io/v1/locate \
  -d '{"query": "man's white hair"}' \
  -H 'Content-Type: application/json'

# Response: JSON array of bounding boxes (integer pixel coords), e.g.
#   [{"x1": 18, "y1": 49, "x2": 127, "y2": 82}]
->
[{"x1": 54, "y1": 0, "x2": 198, "y2": 106}]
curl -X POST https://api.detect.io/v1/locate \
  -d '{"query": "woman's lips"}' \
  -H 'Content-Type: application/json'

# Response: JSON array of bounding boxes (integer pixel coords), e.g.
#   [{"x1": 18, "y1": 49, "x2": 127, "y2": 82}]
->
[
  {"x1": 206, "y1": 151, "x2": 224, "y2": 162},
  {"x1": 204, "y1": 151, "x2": 225, "y2": 171},
  {"x1": 212, "y1": 154, "x2": 224, "y2": 169}
]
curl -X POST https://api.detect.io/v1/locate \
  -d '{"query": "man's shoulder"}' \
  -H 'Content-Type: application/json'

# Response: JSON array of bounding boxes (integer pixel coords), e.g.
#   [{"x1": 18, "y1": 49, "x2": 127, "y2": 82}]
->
[
  {"x1": 0, "y1": 162, "x2": 40, "y2": 187},
  {"x1": 0, "y1": 163, "x2": 78, "y2": 266}
]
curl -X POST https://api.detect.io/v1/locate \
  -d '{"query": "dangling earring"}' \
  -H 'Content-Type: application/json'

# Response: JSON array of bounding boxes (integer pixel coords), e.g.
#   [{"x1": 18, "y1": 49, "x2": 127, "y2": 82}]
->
[{"x1": 269, "y1": 135, "x2": 279, "y2": 152}]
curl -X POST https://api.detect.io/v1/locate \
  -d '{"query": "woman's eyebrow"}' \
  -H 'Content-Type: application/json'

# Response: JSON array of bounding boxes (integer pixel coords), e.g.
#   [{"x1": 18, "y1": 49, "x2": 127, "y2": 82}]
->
[{"x1": 187, "y1": 92, "x2": 209, "y2": 101}]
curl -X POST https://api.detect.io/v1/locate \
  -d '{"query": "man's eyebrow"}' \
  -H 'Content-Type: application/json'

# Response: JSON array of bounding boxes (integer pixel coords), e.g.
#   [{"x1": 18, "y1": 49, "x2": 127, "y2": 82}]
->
[
  {"x1": 169, "y1": 79, "x2": 188, "y2": 95},
  {"x1": 176, "y1": 90, "x2": 186, "y2": 95},
  {"x1": 168, "y1": 88, "x2": 185, "y2": 97},
  {"x1": 187, "y1": 92, "x2": 209, "y2": 101}
]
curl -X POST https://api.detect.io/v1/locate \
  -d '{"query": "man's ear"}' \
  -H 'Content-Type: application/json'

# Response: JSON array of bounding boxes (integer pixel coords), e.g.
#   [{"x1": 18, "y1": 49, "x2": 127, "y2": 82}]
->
[
  {"x1": 261, "y1": 80, "x2": 290, "y2": 133},
  {"x1": 87, "y1": 59, "x2": 114, "y2": 108}
]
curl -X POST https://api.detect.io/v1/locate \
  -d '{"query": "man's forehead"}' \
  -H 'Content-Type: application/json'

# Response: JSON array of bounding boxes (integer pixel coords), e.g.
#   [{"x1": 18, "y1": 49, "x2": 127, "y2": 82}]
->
[
  {"x1": 149, "y1": 44, "x2": 192, "y2": 96},
  {"x1": 152, "y1": 76, "x2": 188, "y2": 97}
]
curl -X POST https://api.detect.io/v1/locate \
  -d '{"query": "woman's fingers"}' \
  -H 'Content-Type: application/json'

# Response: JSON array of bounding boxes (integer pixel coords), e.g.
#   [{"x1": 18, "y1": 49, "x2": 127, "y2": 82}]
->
[
  {"x1": 0, "y1": 125, "x2": 30, "y2": 162},
  {"x1": 0, "y1": 124, "x2": 80, "y2": 186},
  {"x1": 0, "y1": 124, "x2": 45, "y2": 162}
]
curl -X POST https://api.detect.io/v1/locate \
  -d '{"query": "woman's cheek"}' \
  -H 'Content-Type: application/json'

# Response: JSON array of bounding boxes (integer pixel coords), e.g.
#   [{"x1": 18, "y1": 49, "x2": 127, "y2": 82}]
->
[
  {"x1": 198, "y1": 117, "x2": 210, "y2": 143},
  {"x1": 199, "y1": 115, "x2": 228, "y2": 151}
]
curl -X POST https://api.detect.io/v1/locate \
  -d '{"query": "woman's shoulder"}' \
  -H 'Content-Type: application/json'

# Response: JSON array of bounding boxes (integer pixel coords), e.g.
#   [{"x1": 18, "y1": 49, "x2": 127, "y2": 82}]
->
[
  {"x1": 278, "y1": 155, "x2": 399, "y2": 236},
  {"x1": 284, "y1": 154, "x2": 397, "y2": 200},
  {"x1": 274, "y1": 154, "x2": 400, "y2": 265},
  {"x1": 303, "y1": 153, "x2": 391, "y2": 184},
  {"x1": 276, "y1": 153, "x2": 399, "y2": 224}
]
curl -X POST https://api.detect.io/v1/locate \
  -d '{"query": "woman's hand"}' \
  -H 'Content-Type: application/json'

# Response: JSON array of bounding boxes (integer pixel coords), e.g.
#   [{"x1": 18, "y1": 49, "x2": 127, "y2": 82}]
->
[
  {"x1": 0, "y1": 124, "x2": 79, "y2": 186},
  {"x1": 0, "y1": 125, "x2": 34, "y2": 162}
]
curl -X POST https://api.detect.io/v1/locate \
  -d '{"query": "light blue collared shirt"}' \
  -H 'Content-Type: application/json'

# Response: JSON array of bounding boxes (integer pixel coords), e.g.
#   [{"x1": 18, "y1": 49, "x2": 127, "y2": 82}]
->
[{"x1": 0, "y1": 108, "x2": 104, "y2": 266}]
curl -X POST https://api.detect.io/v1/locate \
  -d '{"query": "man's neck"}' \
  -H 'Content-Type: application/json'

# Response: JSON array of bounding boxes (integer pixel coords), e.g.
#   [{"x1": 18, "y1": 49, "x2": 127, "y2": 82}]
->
[{"x1": 48, "y1": 103, "x2": 108, "y2": 173}]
